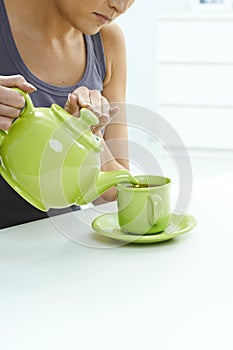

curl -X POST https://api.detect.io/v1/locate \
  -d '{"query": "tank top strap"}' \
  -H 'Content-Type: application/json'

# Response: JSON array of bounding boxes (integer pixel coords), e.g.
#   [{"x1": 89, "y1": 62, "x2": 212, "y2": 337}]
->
[{"x1": 88, "y1": 32, "x2": 106, "y2": 83}]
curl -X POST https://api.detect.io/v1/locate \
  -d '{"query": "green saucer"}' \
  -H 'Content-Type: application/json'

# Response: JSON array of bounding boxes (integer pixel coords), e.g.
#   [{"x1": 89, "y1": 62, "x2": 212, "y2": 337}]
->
[{"x1": 92, "y1": 212, "x2": 197, "y2": 244}]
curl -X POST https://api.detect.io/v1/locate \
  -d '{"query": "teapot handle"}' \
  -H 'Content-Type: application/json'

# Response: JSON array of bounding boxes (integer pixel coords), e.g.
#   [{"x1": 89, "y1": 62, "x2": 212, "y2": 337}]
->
[
  {"x1": 0, "y1": 129, "x2": 6, "y2": 147},
  {"x1": 0, "y1": 88, "x2": 35, "y2": 147},
  {"x1": 12, "y1": 87, "x2": 35, "y2": 117}
]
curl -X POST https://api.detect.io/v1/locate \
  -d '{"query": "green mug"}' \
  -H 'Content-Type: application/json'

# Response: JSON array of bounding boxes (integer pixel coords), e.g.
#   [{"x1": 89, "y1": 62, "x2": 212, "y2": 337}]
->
[{"x1": 116, "y1": 175, "x2": 171, "y2": 234}]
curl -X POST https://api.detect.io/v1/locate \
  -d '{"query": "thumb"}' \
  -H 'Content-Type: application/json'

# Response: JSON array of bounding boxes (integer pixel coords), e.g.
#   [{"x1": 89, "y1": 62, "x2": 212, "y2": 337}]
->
[{"x1": 64, "y1": 93, "x2": 80, "y2": 117}]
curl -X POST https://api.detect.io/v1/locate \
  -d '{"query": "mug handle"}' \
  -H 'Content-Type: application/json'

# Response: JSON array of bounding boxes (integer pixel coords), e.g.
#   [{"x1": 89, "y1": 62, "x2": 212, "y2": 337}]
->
[
  {"x1": 12, "y1": 87, "x2": 35, "y2": 117},
  {"x1": 148, "y1": 193, "x2": 164, "y2": 226}
]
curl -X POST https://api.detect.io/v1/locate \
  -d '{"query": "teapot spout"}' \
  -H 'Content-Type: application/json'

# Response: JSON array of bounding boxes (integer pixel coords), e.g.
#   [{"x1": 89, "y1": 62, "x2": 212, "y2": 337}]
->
[{"x1": 75, "y1": 169, "x2": 139, "y2": 205}]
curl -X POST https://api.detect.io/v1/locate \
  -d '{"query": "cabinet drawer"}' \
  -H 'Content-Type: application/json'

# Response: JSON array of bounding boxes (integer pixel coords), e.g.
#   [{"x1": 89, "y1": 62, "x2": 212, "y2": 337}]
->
[
  {"x1": 159, "y1": 106, "x2": 233, "y2": 149},
  {"x1": 158, "y1": 19, "x2": 233, "y2": 63},
  {"x1": 158, "y1": 63, "x2": 233, "y2": 106}
]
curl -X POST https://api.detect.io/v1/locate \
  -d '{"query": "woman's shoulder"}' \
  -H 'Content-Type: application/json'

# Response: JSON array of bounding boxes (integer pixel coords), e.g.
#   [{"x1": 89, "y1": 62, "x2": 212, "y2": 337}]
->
[
  {"x1": 100, "y1": 22, "x2": 127, "y2": 95},
  {"x1": 100, "y1": 22, "x2": 126, "y2": 53}
]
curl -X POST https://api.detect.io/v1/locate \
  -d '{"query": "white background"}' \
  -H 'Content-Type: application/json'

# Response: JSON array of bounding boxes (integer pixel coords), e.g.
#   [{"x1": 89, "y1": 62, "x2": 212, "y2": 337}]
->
[
  {"x1": 116, "y1": 0, "x2": 195, "y2": 110},
  {"x1": 116, "y1": 0, "x2": 233, "y2": 151}
]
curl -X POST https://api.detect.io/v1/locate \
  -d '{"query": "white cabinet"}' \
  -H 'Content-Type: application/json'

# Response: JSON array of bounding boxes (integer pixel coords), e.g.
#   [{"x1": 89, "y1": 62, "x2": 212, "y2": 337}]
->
[{"x1": 157, "y1": 13, "x2": 233, "y2": 150}]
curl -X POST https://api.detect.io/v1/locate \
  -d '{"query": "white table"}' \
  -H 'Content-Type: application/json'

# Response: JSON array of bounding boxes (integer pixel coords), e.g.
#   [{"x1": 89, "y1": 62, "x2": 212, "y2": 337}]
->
[{"x1": 0, "y1": 171, "x2": 233, "y2": 350}]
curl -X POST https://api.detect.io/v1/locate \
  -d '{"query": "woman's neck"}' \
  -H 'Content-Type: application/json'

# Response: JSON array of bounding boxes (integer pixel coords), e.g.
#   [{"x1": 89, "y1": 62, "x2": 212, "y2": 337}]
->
[
  {"x1": 4, "y1": 0, "x2": 87, "y2": 86},
  {"x1": 4, "y1": 0, "x2": 83, "y2": 43}
]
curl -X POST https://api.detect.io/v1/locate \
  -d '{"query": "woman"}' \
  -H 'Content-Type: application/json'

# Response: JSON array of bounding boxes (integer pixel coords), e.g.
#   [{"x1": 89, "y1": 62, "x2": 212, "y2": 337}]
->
[{"x1": 0, "y1": 0, "x2": 135, "y2": 228}]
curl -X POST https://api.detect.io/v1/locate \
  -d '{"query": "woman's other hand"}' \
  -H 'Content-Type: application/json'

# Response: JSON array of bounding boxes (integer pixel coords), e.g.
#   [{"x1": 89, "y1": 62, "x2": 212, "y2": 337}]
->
[
  {"x1": 0, "y1": 75, "x2": 36, "y2": 130},
  {"x1": 64, "y1": 86, "x2": 119, "y2": 135}
]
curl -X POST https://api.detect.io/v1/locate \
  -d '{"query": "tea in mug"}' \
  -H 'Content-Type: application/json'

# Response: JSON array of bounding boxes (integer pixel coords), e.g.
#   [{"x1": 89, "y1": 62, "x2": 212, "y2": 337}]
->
[{"x1": 126, "y1": 183, "x2": 161, "y2": 188}]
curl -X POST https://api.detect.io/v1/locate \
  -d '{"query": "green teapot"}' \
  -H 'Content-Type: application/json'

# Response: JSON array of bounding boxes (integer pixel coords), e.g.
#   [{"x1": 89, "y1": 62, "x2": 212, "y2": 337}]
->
[{"x1": 0, "y1": 88, "x2": 137, "y2": 211}]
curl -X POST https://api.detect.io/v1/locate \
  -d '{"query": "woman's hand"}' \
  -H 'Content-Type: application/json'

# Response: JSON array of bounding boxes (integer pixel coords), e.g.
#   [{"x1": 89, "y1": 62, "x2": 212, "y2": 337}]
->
[
  {"x1": 64, "y1": 86, "x2": 119, "y2": 135},
  {"x1": 0, "y1": 75, "x2": 36, "y2": 130}
]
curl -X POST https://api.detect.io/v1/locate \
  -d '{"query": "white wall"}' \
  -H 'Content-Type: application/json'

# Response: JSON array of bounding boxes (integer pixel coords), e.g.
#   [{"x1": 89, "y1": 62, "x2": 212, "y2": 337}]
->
[
  {"x1": 116, "y1": 0, "x2": 190, "y2": 110},
  {"x1": 115, "y1": 1, "x2": 193, "y2": 174},
  {"x1": 116, "y1": 1, "x2": 233, "y2": 151}
]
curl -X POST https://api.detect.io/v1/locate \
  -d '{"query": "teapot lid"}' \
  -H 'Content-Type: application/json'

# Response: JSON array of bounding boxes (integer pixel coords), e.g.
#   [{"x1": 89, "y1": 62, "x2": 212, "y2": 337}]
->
[{"x1": 51, "y1": 105, "x2": 103, "y2": 152}]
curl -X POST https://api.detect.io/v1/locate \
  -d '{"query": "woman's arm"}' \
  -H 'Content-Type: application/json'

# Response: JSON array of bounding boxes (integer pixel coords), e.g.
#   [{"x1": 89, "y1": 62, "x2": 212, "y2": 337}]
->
[
  {"x1": 101, "y1": 22, "x2": 129, "y2": 171},
  {"x1": 93, "y1": 22, "x2": 129, "y2": 202},
  {"x1": 65, "y1": 23, "x2": 130, "y2": 202}
]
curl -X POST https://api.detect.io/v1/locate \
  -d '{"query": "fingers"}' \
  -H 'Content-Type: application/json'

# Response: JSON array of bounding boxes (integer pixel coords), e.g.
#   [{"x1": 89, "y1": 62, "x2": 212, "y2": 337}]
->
[
  {"x1": 65, "y1": 86, "x2": 114, "y2": 135},
  {"x1": 0, "y1": 75, "x2": 37, "y2": 130},
  {"x1": 0, "y1": 102, "x2": 22, "y2": 118},
  {"x1": 109, "y1": 105, "x2": 120, "y2": 119},
  {"x1": 75, "y1": 86, "x2": 92, "y2": 109},
  {"x1": 64, "y1": 93, "x2": 80, "y2": 117},
  {"x1": 0, "y1": 87, "x2": 25, "y2": 130},
  {"x1": 99, "y1": 95, "x2": 110, "y2": 120},
  {"x1": 89, "y1": 91, "x2": 102, "y2": 117},
  {"x1": 90, "y1": 114, "x2": 109, "y2": 135},
  {"x1": 0, "y1": 116, "x2": 15, "y2": 130},
  {"x1": 72, "y1": 87, "x2": 110, "y2": 117},
  {"x1": 0, "y1": 74, "x2": 36, "y2": 92},
  {"x1": 0, "y1": 86, "x2": 25, "y2": 109}
]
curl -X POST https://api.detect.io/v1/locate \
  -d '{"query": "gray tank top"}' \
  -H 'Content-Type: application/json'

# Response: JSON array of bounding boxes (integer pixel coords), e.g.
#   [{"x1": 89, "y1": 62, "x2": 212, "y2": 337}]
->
[{"x1": 0, "y1": 0, "x2": 106, "y2": 228}]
